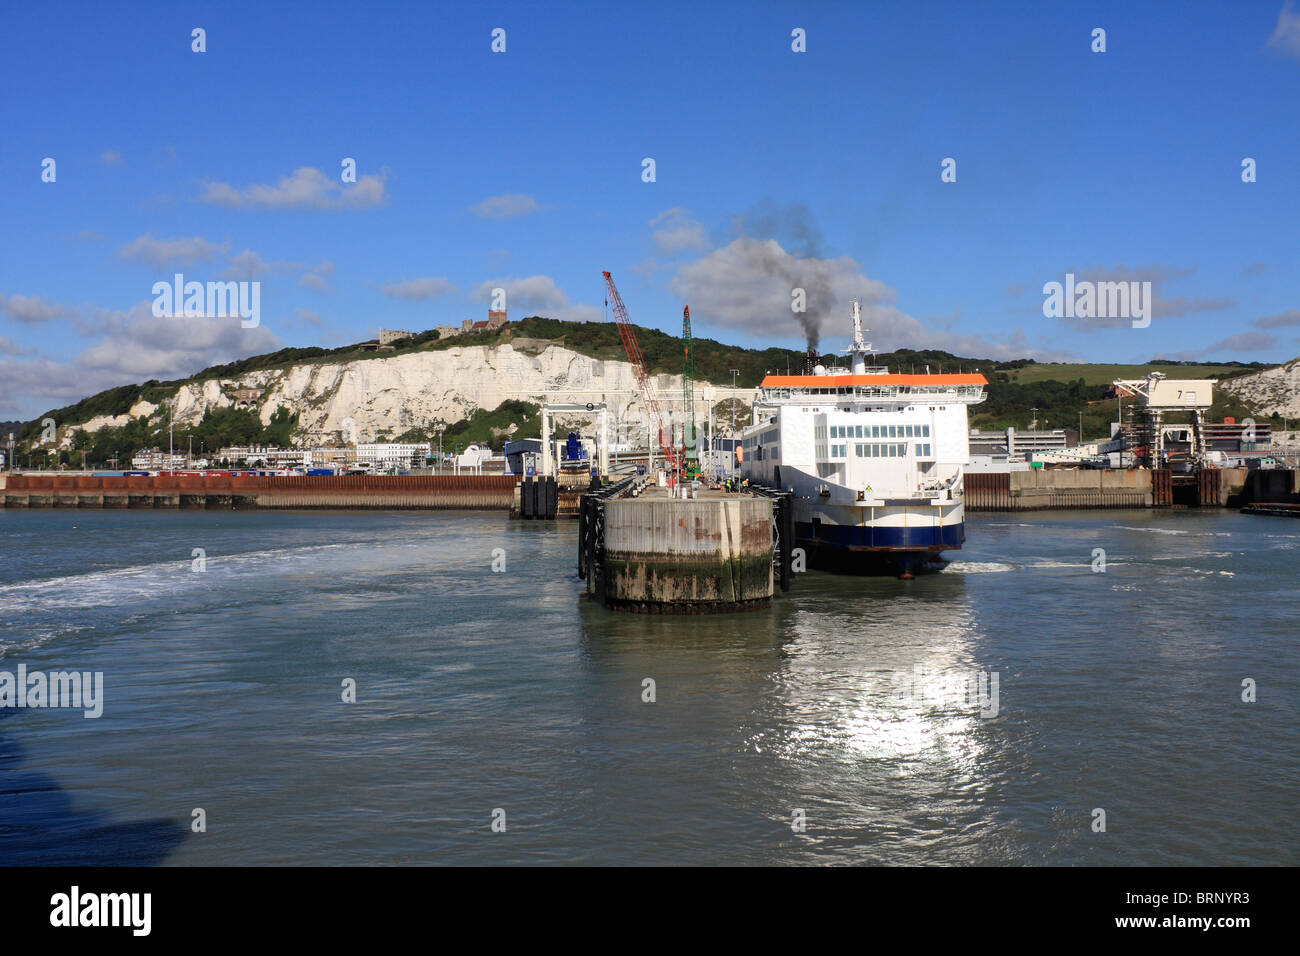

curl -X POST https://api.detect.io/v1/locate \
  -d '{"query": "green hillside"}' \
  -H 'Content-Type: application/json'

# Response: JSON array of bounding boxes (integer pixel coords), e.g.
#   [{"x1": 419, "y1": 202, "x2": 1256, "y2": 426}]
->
[{"x1": 11, "y1": 317, "x2": 1277, "y2": 467}]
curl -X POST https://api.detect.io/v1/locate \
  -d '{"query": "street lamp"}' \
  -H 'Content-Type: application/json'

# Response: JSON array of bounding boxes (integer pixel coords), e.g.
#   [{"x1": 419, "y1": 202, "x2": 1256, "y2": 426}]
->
[{"x1": 730, "y1": 369, "x2": 740, "y2": 486}]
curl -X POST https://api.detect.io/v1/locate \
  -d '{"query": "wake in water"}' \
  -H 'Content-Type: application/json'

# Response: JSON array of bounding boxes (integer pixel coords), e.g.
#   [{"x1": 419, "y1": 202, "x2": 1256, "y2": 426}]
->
[{"x1": 943, "y1": 561, "x2": 1014, "y2": 574}]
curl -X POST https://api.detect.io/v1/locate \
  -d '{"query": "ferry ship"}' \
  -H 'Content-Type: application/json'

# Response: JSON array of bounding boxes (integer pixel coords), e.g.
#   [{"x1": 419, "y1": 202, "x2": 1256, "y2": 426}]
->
[{"x1": 737, "y1": 302, "x2": 987, "y2": 575}]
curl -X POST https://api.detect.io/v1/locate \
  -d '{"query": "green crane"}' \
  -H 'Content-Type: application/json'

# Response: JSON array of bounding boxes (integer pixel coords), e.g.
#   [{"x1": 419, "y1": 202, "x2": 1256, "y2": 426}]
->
[{"x1": 682, "y1": 305, "x2": 697, "y2": 472}]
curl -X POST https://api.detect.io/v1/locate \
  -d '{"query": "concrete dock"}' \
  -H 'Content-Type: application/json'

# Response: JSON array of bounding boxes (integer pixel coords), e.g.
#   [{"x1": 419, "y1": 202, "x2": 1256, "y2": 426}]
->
[
  {"x1": 579, "y1": 484, "x2": 781, "y2": 613},
  {"x1": 964, "y1": 467, "x2": 1250, "y2": 510}
]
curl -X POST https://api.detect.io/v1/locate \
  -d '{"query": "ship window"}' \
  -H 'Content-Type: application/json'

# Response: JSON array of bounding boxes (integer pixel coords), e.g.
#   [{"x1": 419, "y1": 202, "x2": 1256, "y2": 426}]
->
[
  {"x1": 855, "y1": 425, "x2": 863, "y2": 438},
  {"x1": 872, "y1": 425, "x2": 880, "y2": 438},
  {"x1": 905, "y1": 425, "x2": 914, "y2": 437},
  {"x1": 922, "y1": 424, "x2": 930, "y2": 437},
  {"x1": 888, "y1": 425, "x2": 897, "y2": 438}
]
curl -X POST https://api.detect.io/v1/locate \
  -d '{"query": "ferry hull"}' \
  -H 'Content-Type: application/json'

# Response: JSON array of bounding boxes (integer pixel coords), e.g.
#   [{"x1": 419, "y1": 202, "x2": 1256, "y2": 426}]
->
[
  {"x1": 793, "y1": 509, "x2": 964, "y2": 575},
  {"x1": 795, "y1": 520, "x2": 965, "y2": 550}
]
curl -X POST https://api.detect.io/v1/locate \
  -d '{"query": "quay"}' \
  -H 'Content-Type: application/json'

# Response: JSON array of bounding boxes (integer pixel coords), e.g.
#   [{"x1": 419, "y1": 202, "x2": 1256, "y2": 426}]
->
[{"x1": 964, "y1": 467, "x2": 1252, "y2": 511}]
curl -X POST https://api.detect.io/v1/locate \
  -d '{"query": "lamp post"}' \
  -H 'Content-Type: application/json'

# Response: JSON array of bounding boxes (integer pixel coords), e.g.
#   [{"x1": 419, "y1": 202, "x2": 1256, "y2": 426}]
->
[{"x1": 730, "y1": 369, "x2": 740, "y2": 487}]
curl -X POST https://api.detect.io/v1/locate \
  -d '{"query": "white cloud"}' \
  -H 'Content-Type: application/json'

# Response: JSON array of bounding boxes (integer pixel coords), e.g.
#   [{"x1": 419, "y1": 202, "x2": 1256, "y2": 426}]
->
[
  {"x1": 1251, "y1": 309, "x2": 1300, "y2": 328},
  {"x1": 650, "y1": 207, "x2": 709, "y2": 254},
  {"x1": 1268, "y1": 1, "x2": 1300, "y2": 58},
  {"x1": 1046, "y1": 264, "x2": 1234, "y2": 330},
  {"x1": 0, "y1": 303, "x2": 281, "y2": 416},
  {"x1": 299, "y1": 273, "x2": 331, "y2": 293},
  {"x1": 472, "y1": 275, "x2": 568, "y2": 310},
  {"x1": 199, "y1": 166, "x2": 387, "y2": 210},
  {"x1": 100, "y1": 150, "x2": 124, "y2": 166},
  {"x1": 0, "y1": 294, "x2": 77, "y2": 325},
  {"x1": 76, "y1": 302, "x2": 280, "y2": 379},
  {"x1": 118, "y1": 234, "x2": 229, "y2": 269},
  {"x1": 219, "y1": 249, "x2": 274, "y2": 280},
  {"x1": 469, "y1": 275, "x2": 601, "y2": 322},
  {"x1": 470, "y1": 194, "x2": 544, "y2": 219},
  {"x1": 382, "y1": 277, "x2": 458, "y2": 301},
  {"x1": 0, "y1": 336, "x2": 35, "y2": 356},
  {"x1": 1204, "y1": 331, "x2": 1278, "y2": 354}
]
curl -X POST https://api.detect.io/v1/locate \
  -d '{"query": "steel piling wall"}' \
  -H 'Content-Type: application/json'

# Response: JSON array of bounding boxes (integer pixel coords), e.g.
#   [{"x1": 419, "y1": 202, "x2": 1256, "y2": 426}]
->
[{"x1": 0, "y1": 474, "x2": 519, "y2": 509}]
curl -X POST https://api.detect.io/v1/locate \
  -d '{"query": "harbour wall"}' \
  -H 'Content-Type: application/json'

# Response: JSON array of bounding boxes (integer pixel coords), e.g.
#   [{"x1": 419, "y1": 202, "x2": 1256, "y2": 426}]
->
[
  {"x1": 965, "y1": 467, "x2": 1253, "y2": 511},
  {"x1": 0, "y1": 474, "x2": 519, "y2": 509},
  {"x1": 4, "y1": 467, "x2": 1287, "y2": 513}
]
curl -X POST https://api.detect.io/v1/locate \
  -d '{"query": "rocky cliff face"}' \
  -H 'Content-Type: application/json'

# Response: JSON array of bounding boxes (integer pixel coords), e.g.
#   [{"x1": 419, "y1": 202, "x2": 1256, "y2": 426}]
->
[
  {"x1": 121, "y1": 342, "x2": 729, "y2": 444},
  {"x1": 1219, "y1": 358, "x2": 1300, "y2": 418}
]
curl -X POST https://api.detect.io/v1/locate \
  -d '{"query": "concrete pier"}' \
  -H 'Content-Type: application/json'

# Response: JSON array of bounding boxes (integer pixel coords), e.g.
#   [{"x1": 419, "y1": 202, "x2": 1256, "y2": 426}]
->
[{"x1": 583, "y1": 489, "x2": 775, "y2": 613}]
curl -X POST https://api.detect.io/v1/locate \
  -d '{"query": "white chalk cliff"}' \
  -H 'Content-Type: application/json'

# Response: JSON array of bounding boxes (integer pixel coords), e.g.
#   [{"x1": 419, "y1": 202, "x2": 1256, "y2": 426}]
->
[
  {"x1": 80, "y1": 342, "x2": 738, "y2": 444},
  {"x1": 1219, "y1": 357, "x2": 1300, "y2": 418}
]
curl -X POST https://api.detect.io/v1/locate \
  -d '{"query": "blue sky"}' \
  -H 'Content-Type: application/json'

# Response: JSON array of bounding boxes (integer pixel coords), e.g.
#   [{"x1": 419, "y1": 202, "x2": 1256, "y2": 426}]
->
[{"x1": 2, "y1": 0, "x2": 1299, "y2": 418}]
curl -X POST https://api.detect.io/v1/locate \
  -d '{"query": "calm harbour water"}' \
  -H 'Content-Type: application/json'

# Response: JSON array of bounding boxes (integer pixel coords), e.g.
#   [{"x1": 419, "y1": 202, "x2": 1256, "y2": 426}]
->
[{"x1": 0, "y1": 507, "x2": 1296, "y2": 866}]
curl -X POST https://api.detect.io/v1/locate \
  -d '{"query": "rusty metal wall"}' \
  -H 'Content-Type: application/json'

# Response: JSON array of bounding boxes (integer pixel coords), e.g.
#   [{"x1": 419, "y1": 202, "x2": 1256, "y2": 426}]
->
[{"x1": 1, "y1": 474, "x2": 520, "y2": 509}]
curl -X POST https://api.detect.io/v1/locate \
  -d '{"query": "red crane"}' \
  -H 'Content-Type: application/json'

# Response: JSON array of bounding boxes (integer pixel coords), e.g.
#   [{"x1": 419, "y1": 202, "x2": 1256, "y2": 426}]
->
[{"x1": 602, "y1": 270, "x2": 679, "y2": 474}]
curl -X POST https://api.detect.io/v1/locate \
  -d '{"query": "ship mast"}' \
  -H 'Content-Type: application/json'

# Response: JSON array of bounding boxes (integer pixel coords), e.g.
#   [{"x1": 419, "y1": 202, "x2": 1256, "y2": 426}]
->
[{"x1": 842, "y1": 299, "x2": 872, "y2": 374}]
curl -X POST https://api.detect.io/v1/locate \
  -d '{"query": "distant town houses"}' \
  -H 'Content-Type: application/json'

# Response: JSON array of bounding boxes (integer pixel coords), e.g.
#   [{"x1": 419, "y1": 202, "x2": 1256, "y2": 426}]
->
[{"x1": 199, "y1": 441, "x2": 434, "y2": 471}]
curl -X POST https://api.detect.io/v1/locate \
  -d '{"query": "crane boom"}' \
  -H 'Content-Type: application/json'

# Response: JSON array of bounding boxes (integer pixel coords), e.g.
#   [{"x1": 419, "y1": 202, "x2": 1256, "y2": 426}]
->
[
  {"x1": 602, "y1": 270, "x2": 679, "y2": 472},
  {"x1": 682, "y1": 305, "x2": 695, "y2": 466}
]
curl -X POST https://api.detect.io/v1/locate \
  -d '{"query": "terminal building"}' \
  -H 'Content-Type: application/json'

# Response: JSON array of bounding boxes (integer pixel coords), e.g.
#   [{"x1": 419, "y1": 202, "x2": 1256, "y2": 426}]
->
[{"x1": 969, "y1": 427, "x2": 1069, "y2": 459}]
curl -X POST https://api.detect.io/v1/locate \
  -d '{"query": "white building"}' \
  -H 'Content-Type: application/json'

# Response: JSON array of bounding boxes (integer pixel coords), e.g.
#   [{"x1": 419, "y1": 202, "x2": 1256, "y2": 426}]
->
[
  {"x1": 455, "y1": 443, "x2": 496, "y2": 472},
  {"x1": 356, "y1": 442, "x2": 431, "y2": 470},
  {"x1": 131, "y1": 450, "x2": 187, "y2": 471}
]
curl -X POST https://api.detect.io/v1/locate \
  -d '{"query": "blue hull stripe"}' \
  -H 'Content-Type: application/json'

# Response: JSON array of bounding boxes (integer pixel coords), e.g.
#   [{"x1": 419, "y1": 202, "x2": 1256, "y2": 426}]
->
[{"x1": 796, "y1": 521, "x2": 965, "y2": 551}]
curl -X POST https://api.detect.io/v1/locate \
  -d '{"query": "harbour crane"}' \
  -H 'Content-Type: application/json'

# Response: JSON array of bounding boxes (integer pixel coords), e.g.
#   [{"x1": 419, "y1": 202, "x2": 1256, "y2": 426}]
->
[
  {"x1": 601, "y1": 271, "x2": 679, "y2": 475},
  {"x1": 682, "y1": 305, "x2": 697, "y2": 473}
]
